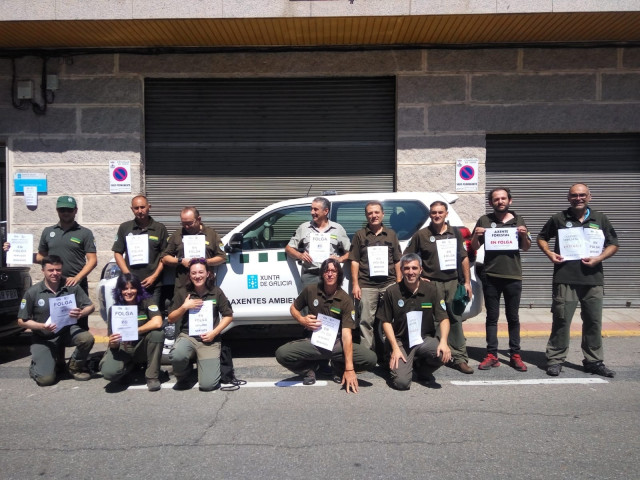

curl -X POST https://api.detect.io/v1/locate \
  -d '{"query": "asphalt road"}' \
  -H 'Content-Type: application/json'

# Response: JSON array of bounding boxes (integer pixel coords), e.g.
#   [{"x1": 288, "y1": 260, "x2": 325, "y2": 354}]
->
[{"x1": 0, "y1": 334, "x2": 638, "y2": 479}]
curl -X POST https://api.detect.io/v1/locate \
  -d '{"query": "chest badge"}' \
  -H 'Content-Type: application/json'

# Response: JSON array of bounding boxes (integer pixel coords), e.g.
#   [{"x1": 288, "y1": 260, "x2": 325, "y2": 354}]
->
[
  {"x1": 566, "y1": 221, "x2": 573, "y2": 228},
  {"x1": 490, "y1": 222, "x2": 497, "y2": 228},
  {"x1": 50, "y1": 232, "x2": 56, "y2": 238},
  {"x1": 429, "y1": 236, "x2": 435, "y2": 243},
  {"x1": 38, "y1": 299, "x2": 45, "y2": 307},
  {"x1": 313, "y1": 299, "x2": 319, "y2": 307},
  {"x1": 398, "y1": 299, "x2": 404, "y2": 307}
]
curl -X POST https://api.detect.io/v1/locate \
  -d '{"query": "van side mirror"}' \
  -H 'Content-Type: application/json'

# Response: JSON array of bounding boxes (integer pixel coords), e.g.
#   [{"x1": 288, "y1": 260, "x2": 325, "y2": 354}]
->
[{"x1": 224, "y1": 232, "x2": 243, "y2": 253}]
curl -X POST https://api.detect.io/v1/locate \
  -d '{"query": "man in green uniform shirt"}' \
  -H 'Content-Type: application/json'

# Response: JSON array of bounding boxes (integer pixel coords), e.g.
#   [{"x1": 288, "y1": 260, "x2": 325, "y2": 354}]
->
[
  {"x1": 537, "y1": 183, "x2": 618, "y2": 378},
  {"x1": 36, "y1": 196, "x2": 97, "y2": 330},
  {"x1": 471, "y1": 187, "x2": 531, "y2": 372},
  {"x1": 17, "y1": 255, "x2": 95, "y2": 386}
]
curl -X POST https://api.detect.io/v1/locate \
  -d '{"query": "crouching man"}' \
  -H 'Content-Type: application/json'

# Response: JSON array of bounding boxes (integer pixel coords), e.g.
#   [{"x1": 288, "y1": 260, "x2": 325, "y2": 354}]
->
[
  {"x1": 377, "y1": 253, "x2": 451, "y2": 390},
  {"x1": 276, "y1": 258, "x2": 377, "y2": 392},
  {"x1": 17, "y1": 255, "x2": 95, "y2": 386}
]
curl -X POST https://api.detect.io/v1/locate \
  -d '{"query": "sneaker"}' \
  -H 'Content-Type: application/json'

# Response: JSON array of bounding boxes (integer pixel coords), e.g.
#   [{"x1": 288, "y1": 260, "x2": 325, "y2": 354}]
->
[
  {"x1": 583, "y1": 361, "x2": 616, "y2": 378},
  {"x1": 302, "y1": 369, "x2": 316, "y2": 386},
  {"x1": 146, "y1": 378, "x2": 161, "y2": 392},
  {"x1": 70, "y1": 370, "x2": 91, "y2": 381},
  {"x1": 547, "y1": 364, "x2": 562, "y2": 376},
  {"x1": 478, "y1": 353, "x2": 500, "y2": 370},
  {"x1": 509, "y1": 354, "x2": 527, "y2": 372}
]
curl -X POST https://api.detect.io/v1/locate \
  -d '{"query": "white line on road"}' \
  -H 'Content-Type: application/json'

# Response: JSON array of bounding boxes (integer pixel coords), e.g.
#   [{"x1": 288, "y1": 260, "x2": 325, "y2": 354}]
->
[
  {"x1": 451, "y1": 378, "x2": 609, "y2": 386},
  {"x1": 127, "y1": 380, "x2": 329, "y2": 390}
]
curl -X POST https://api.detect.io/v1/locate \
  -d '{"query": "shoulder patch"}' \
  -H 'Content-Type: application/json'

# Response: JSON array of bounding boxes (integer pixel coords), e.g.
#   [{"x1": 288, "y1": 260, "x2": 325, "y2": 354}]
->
[
  {"x1": 440, "y1": 299, "x2": 447, "y2": 310},
  {"x1": 351, "y1": 310, "x2": 355, "y2": 321},
  {"x1": 20, "y1": 299, "x2": 26, "y2": 309}
]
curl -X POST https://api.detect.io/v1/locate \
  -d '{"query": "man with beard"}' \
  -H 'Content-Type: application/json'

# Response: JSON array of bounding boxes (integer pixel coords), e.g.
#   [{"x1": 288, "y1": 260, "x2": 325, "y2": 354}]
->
[{"x1": 471, "y1": 187, "x2": 531, "y2": 372}]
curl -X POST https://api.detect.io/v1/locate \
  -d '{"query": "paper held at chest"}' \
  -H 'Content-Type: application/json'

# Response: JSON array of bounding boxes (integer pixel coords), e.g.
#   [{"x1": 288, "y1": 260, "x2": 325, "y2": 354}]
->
[{"x1": 310, "y1": 313, "x2": 340, "y2": 351}]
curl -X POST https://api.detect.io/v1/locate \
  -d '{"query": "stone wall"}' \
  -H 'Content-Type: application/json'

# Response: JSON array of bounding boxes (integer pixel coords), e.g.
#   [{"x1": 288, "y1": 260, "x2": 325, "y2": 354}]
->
[{"x1": 2, "y1": 46, "x2": 639, "y2": 293}]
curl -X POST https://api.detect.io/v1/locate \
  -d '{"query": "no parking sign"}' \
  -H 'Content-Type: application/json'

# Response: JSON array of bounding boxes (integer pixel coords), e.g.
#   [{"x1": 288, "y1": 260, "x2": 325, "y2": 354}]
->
[
  {"x1": 109, "y1": 160, "x2": 131, "y2": 193},
  {"x1": 456, "y1": 158, "x2": 478, "y2": 192}
]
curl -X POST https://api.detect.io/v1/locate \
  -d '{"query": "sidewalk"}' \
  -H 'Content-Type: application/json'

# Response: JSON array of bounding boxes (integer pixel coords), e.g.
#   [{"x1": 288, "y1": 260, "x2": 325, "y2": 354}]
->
[{"x1": 88, "y1": 308, "x2": 640, "y2": 343}]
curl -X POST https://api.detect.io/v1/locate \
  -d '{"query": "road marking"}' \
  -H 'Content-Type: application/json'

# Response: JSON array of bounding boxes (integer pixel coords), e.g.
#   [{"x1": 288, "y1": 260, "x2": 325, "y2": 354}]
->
[
  {"x1": 451, "y1": 378, "x2": 609, "y2": 386},
  {"x1": 127, "y1": 380, "x2": 328, "y2": 390}
]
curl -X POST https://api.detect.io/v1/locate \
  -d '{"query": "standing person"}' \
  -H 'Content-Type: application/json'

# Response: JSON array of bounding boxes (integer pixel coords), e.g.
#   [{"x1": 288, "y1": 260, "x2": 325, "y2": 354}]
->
[
  {"x1": 100, "y1": 273, "x2": 164, "y2": 391},
  {"x1": 403, "y1": 201, "x2": 473, "y2": 374},
  {"x1": 111, "y1": 195, "x2": 168, "y2": 307},
  {"x1": 17, "y1": 255, "x2": 95, "y2": 386},
  {"x1": 376, "y1": 253, "x2": 451, "y2": 390},
  {"x1": 36, "y1": 196, "x2": 97, "y2": 330},
  {"x1": 537, "y1": 183, "x2": 619, "y2": 377},
  {"x1": 349, "y1": 201, "x2": 402, "y2": 351},
  {"x1": 471, "y1": 187, "x2": 531, "y2": 372},
  {"x1": 161, "y1": 206, "x2": 226, "y2": 295},
  {"x1": 285, "y1": 197, "x2": 350, "y2": 286},
  {"x1": 168, "y1": 258, "x2": 233, "y2": 391},
  {"x1": 275, "y1": 258, "x2": 377, "y2": 392}
]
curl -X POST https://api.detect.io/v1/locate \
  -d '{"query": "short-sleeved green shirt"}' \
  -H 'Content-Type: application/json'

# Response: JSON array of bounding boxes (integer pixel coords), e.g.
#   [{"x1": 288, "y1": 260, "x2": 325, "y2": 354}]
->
[
  {"x1": 38, "y1": 222, "x2": 96, "y2": 278},
  {"x1": 375, "y1": 280, "x2": 448, "y2": 347},
  {"x1": 169, "y1": 285, "x2": 233, "y2": 336},
  {"x1": 107, "y1": 298, "x2": 163, "y2": 335},
  {"x1": 17, "y1": 279, "x2": 92, "y2": 338},
  {"x1": 294, "y1": 283, "x2": 356, "y2": 330},
  {"x1": 473, "y1": 211, "x2": 529, "y2": 280},
  {"x1": 537, "y1": 208, "x2": 618, "y2": 286},
  {"x1": 403, "y1": 224, "x2": 467, "y2": 282},
  {"x1": 348, "y1": 225, "x2": 402, "y2": 288},
  {"x1": 288, "y1": 220, "x2": 351, "y2": 274},
  {"x1": 111, "y1": 217, "x2": 168, "y2": 283}
]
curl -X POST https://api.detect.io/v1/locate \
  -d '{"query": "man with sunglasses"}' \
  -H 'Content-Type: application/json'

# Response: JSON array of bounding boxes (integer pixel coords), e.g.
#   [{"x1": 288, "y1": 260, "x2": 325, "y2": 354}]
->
[
  {"x1": 161, "y1": 206, "x2": 226, "y2": 295},
  {"x1": 537, "y1": 183, "x2": 619, "y2": 378},
  {"x1": 36, "y1": 196, "x2": 97, "y2": 330}
]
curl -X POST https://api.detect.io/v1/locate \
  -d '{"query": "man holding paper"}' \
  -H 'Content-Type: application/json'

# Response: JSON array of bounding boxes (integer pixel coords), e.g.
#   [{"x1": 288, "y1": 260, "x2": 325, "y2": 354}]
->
[
  {"x1": 285, "y1": 197, "x2": 350, "y2": 286},
  {"x1": 537, "y1": 183, "x2": 619, "y2": 378},
  {"x1": 161, "y1": 206, "x2": 226, "y2": 294},
  {"x1": 403, "y1": 201, "x2": 473, "y2": 374},
  {"x1": 36, "y1": 196, "x2": 97, "y2": 330},
  {"x1": 112, "y1": 195, "x2": 168, "y2": 306},
  {"x1": 17, "y1": 255, "x2": 95, "y2": 386},
  {"x1": 376, "y1": 253, "x2": 451, "y2": 390},
  {"x1": 471, "y1": 187, "x2": 531, "y2": 372},
  {"x1": 349, "y1": 201, "x2": 402, "y2": 351},
  {"x1": 275, "y1": 258, "x2": 376, "y2": 391}
]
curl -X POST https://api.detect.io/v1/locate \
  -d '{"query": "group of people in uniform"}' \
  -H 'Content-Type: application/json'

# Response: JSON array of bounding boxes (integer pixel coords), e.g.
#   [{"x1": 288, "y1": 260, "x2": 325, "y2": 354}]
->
[{"x1": 8, "y1": 181, "x2": 618, "y2": 392}]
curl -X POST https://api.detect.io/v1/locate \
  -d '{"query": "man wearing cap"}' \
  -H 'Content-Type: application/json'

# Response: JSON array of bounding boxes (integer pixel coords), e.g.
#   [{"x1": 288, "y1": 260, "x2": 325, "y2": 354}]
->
[
  {"x1": 36, "y1": 196, "x2": 97, "y2": 330},
  {"x1": 537, "y1": 183, "x2": 619, "y2": 378},
  {"x1": 112, "y1": 195, "x2": 168, "y2": 306},
  {"x1": 161, "y1": 206, "x2": 226, "y2": 295},
  {"x1": 285, "y1": 197, "x2": 350, "y2": 286},
  {"x1": 349, "y1": 201, "x2": 402, "y2": 351}
]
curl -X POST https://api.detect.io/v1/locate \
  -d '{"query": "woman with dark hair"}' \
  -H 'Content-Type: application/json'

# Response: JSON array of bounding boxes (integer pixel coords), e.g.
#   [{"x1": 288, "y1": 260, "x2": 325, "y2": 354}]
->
[
  {"x1": 100, "y1": 273, "x2": 164, "y2": 391},
  {"x1": 168, "y1": 258, "x2": 233, "y2": 391},
  {"x1": 276, "y1": 258, "x2": 377, "y2": 392}
]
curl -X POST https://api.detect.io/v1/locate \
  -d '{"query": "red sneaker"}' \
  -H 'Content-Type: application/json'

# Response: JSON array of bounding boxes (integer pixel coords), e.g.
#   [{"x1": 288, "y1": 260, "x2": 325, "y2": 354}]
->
[
  {"x1": 509, "y1": 353, "x2": 528, "y2": 372},
  {"x1": 478, "y1": 353, "x2": 500, "y2": 370}
]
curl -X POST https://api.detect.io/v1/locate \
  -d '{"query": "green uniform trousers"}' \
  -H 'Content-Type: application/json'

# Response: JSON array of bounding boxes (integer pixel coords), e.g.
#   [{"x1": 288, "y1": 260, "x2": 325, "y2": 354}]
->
[
  {"x1": 100, "y1": 329, "x2": 164, "y2": 382},
  {"x1": 433, "y1": 278, "x2": 469, "y2": 364}
]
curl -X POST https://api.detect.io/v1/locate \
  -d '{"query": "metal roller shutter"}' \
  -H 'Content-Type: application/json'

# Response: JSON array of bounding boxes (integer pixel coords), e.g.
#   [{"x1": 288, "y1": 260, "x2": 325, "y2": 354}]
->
[
  {"x1": 144, "y1": 77, "x2": 396, "y2": 234},
  {"x1": 486, "y1": 134, "x2": 640, "y2": 308}
]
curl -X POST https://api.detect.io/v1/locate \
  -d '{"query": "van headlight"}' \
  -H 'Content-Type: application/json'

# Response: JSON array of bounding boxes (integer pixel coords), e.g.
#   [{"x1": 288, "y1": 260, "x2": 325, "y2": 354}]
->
[{"x1": 103, "y1": 262, "x2": 122, "y2": 280}]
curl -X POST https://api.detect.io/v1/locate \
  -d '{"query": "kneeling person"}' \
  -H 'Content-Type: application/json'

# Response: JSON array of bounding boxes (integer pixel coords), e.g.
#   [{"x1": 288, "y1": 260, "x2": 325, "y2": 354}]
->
[
  {"x1": 276, "y1": 258, "x2": 376, "y2": 393},
  {"x1": 168, "y1": 258, "x2": 233, "y2": 391},
  {"x1": 100, "y1": 273, "x2": 165, "y2": 391},
  {"x1": 377, "y1": 253, "x2": 451, "y2": 390},
  {"x1": 17, "y1": 255, "x2": 95, "y2": 386}
]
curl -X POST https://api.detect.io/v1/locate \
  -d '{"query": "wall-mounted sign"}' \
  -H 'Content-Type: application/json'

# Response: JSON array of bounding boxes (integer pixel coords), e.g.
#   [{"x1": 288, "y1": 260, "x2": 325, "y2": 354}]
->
[{"x1": 14, "y1": 173, "x2": 47, "y2": 193}]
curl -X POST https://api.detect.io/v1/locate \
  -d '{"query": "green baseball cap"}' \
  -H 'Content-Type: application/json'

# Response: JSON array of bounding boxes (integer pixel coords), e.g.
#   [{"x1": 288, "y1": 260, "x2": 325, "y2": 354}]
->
[{"x1": 56, "y1": 196, "x2": 77, "y2": 209}]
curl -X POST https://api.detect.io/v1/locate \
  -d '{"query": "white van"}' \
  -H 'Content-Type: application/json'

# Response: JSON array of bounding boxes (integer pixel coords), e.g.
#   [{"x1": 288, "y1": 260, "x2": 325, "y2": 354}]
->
[{"x1": 98, "y1": 192, "x2": 483, "y2": 332}]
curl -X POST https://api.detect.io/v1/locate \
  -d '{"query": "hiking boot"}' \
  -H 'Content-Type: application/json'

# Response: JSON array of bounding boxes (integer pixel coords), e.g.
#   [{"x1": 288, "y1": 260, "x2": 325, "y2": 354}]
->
[
  {"x1": 509, "y1": 354, "x2": 527, "y2": 372},
  {"x1": 68, "y1": 360, "x2": 90, "y2": 381},
  {"x1": 547, "y1": 364, "x2": 562, "y2": 376},
  {"x1": 146, "y1": 378, "x2": 161, "y2": 392},
  {"x1": 302, "y1": 368, "x2": 316, "y2": 386},
  {"x1": 478, "y1": 353, "x2": 500, "y2": 370},
  {"x1": 583, "y1": 361, "x2": 616, "y2": 378},
  {"x1": 452, "y1": 361, "x2": 474, "y2": 374}
]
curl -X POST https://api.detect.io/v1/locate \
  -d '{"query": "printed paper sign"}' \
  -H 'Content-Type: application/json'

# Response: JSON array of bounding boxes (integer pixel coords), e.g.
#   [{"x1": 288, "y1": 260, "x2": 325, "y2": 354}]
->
[
  {"x1": 436, "y1": 238, "x2": 457, "y2": 271},
  {"x1": 308, "y1": 232, "x2": 330, "y2": 263},
  {"x1": 111, "y1": 305, "x2": 139, "y2": 341},
  {"x1": 407, "y1": 311, "x2": 424, "y2": 348},
  {"x1": 558, "y1": 227, "x2": 588, "y2": 261},
  {"x1": 48, "y1": 294, "x2": 77, "y2": 331},
  {"x1": 367, "y1": 246, "x2": 388, "y2": 277},
  {"x1": 183, "y1": 235, "x2": 206, "y2": 259},
  {"x1": 583, "y1": 228, "x2": 605, "y2": 257},
  {"x1": 6, "y1": 233, "x2": 33, "y2": 265},
  {"x1": 456, "y1": 158, "x2": 479, "y2": 192},
  {"x1": 310, "y1": 313, "x2": 340, "y2": 351},
  {"x1": 24, "y1": 186, "x2": 38, "y2": 206},
  {"x1": 126, "y1": 234, "x2": 149, "y2": 265},
  {"x1": 485, "y1": 228, "x2": 519, "y2": 251},
  {"x1": 109, "y1": 160, "x2": 131, "y2": 193},
  {"x1": 189, "y1": 300, "x2": 214, "y2": 336}
]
